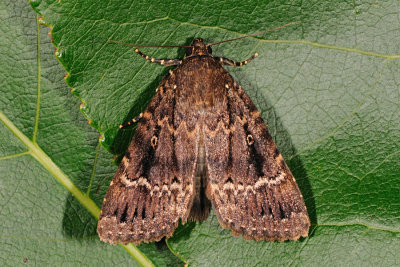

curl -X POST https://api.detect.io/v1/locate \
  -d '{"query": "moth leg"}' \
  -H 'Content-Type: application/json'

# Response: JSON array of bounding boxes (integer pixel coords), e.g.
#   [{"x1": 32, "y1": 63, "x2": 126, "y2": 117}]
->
[
  {"x1": 217, "y1": 53, "x2": 259, "y2": 66},
  {"x1": 135, "y1": 49, "x2": 182, "y2": 66},
  {"x1": 119, "y1": 113, "x2": 143, "y2": 129}
]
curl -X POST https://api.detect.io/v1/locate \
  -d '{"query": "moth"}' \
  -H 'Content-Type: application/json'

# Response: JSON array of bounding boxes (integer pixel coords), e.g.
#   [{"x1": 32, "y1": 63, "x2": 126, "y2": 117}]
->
[{"x1": 97, "y1": 22, "x2": 310, "y2": 244}]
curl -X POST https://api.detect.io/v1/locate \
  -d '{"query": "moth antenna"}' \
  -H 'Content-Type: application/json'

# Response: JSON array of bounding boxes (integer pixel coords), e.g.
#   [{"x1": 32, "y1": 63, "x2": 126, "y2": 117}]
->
[
  {"x1": 208, "y1": 21, "x2": 300, "y2": 47},
  {"x1": 108, "y1": 40, "x2": 192, "y2": 48}
]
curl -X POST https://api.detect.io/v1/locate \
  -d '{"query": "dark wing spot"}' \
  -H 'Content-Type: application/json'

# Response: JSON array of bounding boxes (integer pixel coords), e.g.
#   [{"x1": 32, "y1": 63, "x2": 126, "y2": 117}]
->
[
  {"x1": 274, "y1": 147, "x2": 280, "y2": 158},
  {"x1": 269, "y1": 207, "x2": 273, "y2": 217},
  {"x1": 172, "y1": 176, "x2": 179, "y2": 183},
  {"x1": 142, "y1": 206, "x2": 146, "y2": 219},
  {"x1": 225, "y1": 176, "x2": 233, "y2": 184},
  {"x1": 119, "y1": 204, "x2": 129, "y2": 222},
  {"x1": 278, "y1": 203, "x2": 285, "y2": 219},
  {"x1": 124, "y1": 151, "x2": 132, "y2": 160}
]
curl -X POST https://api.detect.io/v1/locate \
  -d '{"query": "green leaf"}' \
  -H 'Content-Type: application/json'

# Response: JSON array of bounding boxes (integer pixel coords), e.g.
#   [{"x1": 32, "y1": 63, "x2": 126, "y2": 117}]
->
[
  {"x1": 0, "y1": 1, "x2": 180, "y2": 266},
  {"x1": 18, "y1": 0, "x2": 400, "y2": 266}
]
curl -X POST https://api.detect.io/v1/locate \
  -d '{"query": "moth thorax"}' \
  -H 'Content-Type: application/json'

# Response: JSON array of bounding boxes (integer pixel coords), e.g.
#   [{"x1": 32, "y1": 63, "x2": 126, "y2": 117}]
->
[{"x1": 186, "y1": 38, "x2": 212, "y2": 57}]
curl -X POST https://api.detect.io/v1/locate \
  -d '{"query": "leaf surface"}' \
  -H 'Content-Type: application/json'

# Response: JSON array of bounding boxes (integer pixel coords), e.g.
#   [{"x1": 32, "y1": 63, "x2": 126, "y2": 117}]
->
[{"x1": 11, "y1": 0, "x2": 400, "y2": 265}]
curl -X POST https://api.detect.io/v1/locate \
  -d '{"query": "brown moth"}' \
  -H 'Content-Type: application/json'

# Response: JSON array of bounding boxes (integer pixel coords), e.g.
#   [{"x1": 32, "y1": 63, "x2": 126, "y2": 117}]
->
[{"x1": 97, "y1": 24, "x2": 310, "y2": 244}]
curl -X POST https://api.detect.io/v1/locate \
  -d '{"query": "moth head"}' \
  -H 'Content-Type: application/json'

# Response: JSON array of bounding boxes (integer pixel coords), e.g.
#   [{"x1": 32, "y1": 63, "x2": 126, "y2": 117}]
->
[{"x1": 186, "y1": 38, "x2": 212, "y2": 57}]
